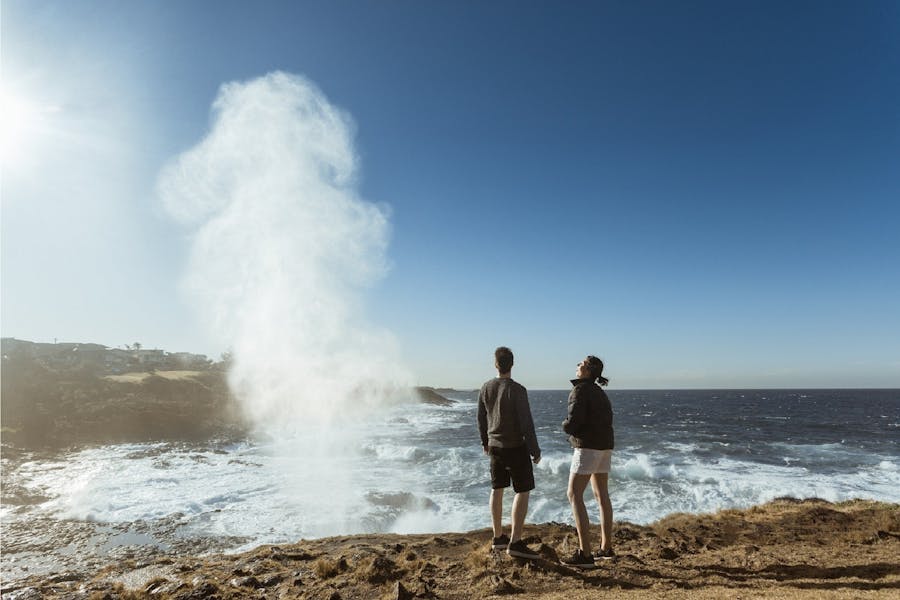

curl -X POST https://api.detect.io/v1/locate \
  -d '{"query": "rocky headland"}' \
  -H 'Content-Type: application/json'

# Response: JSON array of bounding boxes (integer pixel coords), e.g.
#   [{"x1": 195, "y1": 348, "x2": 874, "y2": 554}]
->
[
  {"x1": 0, "y1": 338, "x2": 453, "y2": 449},
  {"x1": 3, "y1": 498, "x2": 898, "y2": 600}
]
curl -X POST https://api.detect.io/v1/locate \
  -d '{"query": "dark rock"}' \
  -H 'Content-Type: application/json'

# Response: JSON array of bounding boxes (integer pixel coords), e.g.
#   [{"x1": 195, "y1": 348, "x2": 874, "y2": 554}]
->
[
  {"x1": 364, "y1": 556, "x2": 401, "y2": 583},
  {"x1": 490, "y1": 575, "x2": 522, "y2": 595},
  {"x1": 173, "y1": 581, "x2": 221, "y2": 600},
  {"x1": 413, "y1": 387, "x2": 454, "y2": 406},
  {"x1": 537, "y1": 543, "x2": 558, "y2": 561},
  {"x1": 659, "y1": 547, "x2": 679, "y2": 560},
  {"x1": 258, "y1": 573, "x2": 284, "y2": 587},
  {"x1": 393, "y1": 581, "x2": 414, "y2": 600}
]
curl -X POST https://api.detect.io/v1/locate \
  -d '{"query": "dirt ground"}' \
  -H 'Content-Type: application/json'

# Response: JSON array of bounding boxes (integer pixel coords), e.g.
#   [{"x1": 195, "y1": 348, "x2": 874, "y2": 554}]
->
[{"x1": 3, "y1": 498, "x2": 898, "y2": 600}]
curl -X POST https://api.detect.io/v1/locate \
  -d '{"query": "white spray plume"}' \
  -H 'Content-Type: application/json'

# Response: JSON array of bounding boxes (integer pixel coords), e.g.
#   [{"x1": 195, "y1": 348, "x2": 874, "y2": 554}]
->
[{"x1": 158, "y1": 72, "x2": 411, "y2": 429}]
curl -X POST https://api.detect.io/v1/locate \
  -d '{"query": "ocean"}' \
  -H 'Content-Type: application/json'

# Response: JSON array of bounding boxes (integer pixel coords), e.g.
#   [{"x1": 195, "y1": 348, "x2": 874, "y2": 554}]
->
[{"x1": 5, "y1": 389, "x2": 898, "y2": 557}]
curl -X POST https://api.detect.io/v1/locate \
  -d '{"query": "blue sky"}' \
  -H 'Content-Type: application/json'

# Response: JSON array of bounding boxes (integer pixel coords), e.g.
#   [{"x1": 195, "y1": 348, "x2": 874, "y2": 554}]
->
[{"x1": 2, "y1": 1, "x2": 898, "y2": 389}]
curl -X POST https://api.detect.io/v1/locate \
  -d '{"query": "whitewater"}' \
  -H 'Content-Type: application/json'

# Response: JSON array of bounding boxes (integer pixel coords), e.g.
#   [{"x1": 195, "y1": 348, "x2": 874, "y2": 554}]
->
[{"x1": 7, "y1": 389, "x2": 898, "y2": 556}]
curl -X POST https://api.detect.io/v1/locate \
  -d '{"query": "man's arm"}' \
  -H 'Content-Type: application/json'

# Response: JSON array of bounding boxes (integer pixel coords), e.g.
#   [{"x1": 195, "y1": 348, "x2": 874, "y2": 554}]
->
[
  {"x1": 477, "y1": 387, "x2": 489, "y2": 452},
  {"x1": 516, "y1": 388, "x2": 541, "y2": 462}
]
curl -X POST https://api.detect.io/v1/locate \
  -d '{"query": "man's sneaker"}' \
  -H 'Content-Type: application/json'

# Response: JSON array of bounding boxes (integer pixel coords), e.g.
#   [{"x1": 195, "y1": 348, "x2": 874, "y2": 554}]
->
[
  {"x1": 560, "y1": 549, "x2": 596, "y2": 569},
  {"x1": 491, "y1": 534, "x2": 510, "y2": 550},
  {"x1": 506, "y1": 540, "x2": 540, "y2": 560},
  {"x1": 593, "y1": 547, "x2": 616, "y2": 561}
]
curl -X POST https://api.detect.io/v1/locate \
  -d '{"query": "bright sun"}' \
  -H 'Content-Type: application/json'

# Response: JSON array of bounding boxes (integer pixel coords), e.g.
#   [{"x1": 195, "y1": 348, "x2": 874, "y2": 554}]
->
[{"x1": 0, "y1": 89, "x2": 49, "y2": 166}]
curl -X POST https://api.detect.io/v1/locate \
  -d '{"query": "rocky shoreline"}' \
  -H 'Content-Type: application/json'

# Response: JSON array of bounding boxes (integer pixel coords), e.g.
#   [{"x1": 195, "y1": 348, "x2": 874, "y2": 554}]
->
[{"x1": 3, "y1": 498, "x2": 898, "y2": 599}]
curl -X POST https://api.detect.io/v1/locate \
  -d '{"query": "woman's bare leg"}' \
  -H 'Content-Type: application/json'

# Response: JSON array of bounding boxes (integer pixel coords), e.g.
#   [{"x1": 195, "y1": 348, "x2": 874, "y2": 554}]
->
[
  {"x1": 567, "y1": 472, "x2": 592, "y2": 553},
  {"x1": 590, "y1": 473, "x2": 612, "y2": 551}
]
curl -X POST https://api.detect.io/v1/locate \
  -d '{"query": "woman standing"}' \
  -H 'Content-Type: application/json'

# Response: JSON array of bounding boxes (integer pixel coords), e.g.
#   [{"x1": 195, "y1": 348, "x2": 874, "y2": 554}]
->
[{"x1": 560, "y1": 355, "x2": 615, "y2": 569}]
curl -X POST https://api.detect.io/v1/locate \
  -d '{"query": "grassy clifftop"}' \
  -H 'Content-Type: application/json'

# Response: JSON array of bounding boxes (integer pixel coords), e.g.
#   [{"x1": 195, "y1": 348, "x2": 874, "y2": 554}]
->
[
  {"x1": 1, "y1": 341, "x2": 453, "y2": 448},
  {"x1": 1, "y1": 355, "x2": 247, "y2": 448}
]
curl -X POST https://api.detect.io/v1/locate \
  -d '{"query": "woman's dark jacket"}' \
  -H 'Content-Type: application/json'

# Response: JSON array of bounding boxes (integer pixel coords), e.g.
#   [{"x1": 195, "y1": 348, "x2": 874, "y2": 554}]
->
[{"x1": 562, "y1": 378, "x2": 614, "y2": 450}]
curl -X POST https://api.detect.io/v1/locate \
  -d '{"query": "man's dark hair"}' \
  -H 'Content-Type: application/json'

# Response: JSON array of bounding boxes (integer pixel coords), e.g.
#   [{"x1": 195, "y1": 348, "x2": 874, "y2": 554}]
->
[{"x1": 495, "y1": 346, "x2": 514, "y2": 374}]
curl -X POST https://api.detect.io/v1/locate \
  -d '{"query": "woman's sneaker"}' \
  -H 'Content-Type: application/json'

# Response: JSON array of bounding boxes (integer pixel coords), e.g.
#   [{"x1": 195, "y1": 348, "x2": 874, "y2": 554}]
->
[
  {"x1": 560, "y1": 549, "x2": 596, "y2": 569},
  {"x1": 491, "y1": 534, "x2": 510, "y2": 550},
  {"x1": 593, "y1": 547, "x2": 616, "y2": 561},
  {"x1": 506, "y1": 540, "x2": 540, "y2": 560}
]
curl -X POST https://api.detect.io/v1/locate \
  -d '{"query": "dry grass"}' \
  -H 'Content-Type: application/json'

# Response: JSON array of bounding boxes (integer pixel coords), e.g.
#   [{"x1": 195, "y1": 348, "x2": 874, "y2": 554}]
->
[
  {"x1": 105, "y1": 371, "x2": 203, "y2": 384},
  {"x1": 354, "y1": 555, "x2": 404, "y2": 583},
  {"x1": 312, "y1": 556, "x2": 346, "y2": 579},
  {"x1": 16, "y1": 499, "x2": 900, "y2": 600}
]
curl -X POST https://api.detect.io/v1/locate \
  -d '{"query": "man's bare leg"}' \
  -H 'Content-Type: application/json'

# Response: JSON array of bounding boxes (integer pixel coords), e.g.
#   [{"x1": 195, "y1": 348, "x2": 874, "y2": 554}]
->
[
  {"x1": 510, "y1": 490, "x2": 530, "y2": 543},
  {"x1": 490, "y1": 487, "x2": 504, "y2": 538}
]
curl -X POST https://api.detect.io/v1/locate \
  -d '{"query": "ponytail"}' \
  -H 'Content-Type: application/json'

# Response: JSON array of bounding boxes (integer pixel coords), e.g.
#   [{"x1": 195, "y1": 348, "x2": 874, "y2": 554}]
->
[{"x1": 585, "y1": 355, "x2": 608, "y2": 386}]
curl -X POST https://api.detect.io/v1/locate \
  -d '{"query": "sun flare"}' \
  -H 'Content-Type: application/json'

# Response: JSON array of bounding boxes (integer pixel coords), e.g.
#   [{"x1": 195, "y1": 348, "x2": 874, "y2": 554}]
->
[{"x1": 0, "y1": 88, "x2": 55, "y2": 166}]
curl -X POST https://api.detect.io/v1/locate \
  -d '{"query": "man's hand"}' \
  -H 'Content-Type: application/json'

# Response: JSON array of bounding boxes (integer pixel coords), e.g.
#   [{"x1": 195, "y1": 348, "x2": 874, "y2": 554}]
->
[
  {"x1": 533, "y1": 455, "x2": 541, "y2": 465},
  {"x1": 483, "y1": 445, "x2": 490, "y2": 455}
]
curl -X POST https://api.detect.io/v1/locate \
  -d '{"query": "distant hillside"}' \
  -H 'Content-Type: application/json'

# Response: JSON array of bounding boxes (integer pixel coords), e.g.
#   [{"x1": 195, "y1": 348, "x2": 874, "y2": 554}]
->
[
  {"x1": 1, "y1": 338, "x2": 241, "y2": 448},
  {"x1": 1, "y1": 338, "x2": 451, "y2": 448},
  {"x1": 1, "y1": 337, "x2": 216, "y2": 376}
]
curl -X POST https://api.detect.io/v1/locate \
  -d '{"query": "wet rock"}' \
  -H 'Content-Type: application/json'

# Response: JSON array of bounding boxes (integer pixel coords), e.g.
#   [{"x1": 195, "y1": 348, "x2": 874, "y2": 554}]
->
[
  {"x1": 146, "y1": 579, "x2": 185, "y2": 595},
  {"x1": 47, "y1": 571, "x2": 83, "y2": 583},
  {"x1": 229, "y1": 576, "x2": 261, "y2": 588},
  {"x1": 57, "y1": 591, "x2": 91, "y2": 600},
  {"x1": 413, "y1": 387, "x2": 454, "y2": 406},
  {"x1": 4, "y1": 587, "x2": 43, "y2": 600}
]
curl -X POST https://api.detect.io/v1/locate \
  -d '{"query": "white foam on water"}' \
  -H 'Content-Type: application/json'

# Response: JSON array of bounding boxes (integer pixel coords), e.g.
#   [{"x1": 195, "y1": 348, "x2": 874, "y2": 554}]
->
[{"x1": 12, "y1": 396, "x2": 898, "y2": 549}]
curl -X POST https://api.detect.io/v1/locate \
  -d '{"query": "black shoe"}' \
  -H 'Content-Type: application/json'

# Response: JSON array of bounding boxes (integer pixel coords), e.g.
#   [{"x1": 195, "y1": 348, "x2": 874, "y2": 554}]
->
[
  {"x1": 491, "y1": 534, "x2": 510, "y2": 550},
  {"x1": 506, "y1": 540, "x2": 540, "y2": 560},
  {"x1": 593, "y1": 547, "x2": 616, "y2": 561},
  {"x1": 560, "y1": 549, "x2": 596, "y2": 569}
]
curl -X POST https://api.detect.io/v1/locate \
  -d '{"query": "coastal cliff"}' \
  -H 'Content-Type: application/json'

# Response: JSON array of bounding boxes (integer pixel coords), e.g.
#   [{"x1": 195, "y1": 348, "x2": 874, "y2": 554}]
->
[{"x1": 1, "y1": 338, "x2": 453, "y2": 448}]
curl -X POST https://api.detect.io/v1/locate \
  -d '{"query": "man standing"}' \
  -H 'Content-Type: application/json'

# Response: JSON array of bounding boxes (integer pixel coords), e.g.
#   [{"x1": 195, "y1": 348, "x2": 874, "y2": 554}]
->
[{"x1": 477, "y1": 346, "x2": 541, "y2": 560}]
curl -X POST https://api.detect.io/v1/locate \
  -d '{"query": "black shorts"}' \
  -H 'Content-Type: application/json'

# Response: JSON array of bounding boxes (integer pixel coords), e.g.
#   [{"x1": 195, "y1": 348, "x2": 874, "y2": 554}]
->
[{"x1": 489, "y1": 445, "x2": 535, "y2": 493}]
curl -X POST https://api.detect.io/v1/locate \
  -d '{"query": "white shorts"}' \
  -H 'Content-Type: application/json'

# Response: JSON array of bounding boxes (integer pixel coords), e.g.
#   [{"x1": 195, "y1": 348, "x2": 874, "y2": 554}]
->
[{"x1": 570, "y1": 448, "x2": 612, "y2": 475}]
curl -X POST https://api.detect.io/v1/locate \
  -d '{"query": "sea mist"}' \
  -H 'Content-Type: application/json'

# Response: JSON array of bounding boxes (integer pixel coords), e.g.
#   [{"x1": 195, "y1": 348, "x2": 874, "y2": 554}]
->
[
  {"x1": 159, "y1": 71, "x2": 410, "y2": 431},
  {"x1": 158, "y1": 72, "x2": 415, "y2": 534}
]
